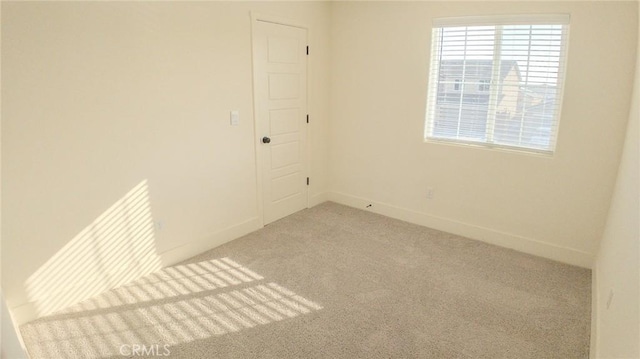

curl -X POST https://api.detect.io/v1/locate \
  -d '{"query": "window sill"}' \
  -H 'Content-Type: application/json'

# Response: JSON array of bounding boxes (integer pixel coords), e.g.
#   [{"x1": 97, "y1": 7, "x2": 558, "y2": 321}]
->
[{"x1": 423, "y1": 137, "x2": 556, "y2": 158}]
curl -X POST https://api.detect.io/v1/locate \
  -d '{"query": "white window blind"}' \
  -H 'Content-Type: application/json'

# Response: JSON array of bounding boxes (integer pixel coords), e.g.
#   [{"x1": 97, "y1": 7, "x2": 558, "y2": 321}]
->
[{"x1": 425, "y1": 15, "x2": 570, "y2": 153}]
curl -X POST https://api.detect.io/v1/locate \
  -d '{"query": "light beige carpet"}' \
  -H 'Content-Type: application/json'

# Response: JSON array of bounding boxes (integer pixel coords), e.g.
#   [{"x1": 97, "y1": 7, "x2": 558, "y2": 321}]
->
[{"x1": 21, "y1": 202, "x2": 591, "y2": 358}]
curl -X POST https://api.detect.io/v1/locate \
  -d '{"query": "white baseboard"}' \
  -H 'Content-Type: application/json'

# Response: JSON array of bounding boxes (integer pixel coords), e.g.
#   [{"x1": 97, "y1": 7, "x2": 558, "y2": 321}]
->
[
  {"x1": 328, "y1": 191, "x2": 594, "y2": 268},
  {"x1": 309, "y1": 192, "x2": 329, "y2": 207},
  {"x1": 7, "y1": 302, "x2": 38, "y2": 331},
  {"x1": 10, "y1": 216, "x2": 262, "y2": 326},
  {"x1": 159, "y1": 216, "x2": 262, "y2": 267},
  {"x1": 10, "y1": 195, "x2": 593, "y2": 326}
]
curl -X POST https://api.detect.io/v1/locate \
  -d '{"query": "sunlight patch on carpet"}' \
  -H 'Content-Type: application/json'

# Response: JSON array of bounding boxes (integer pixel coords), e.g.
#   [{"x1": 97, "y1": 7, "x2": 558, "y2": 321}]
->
[{"x1": 21, "y1": 258, "x2": 322, "y2": 359}]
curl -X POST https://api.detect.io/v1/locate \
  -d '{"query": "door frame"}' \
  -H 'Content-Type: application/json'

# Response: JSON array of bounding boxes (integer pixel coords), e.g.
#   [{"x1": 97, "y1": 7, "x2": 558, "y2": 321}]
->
[{"x1": 250, "y1": 12, "x2": 311, "y2": 227}]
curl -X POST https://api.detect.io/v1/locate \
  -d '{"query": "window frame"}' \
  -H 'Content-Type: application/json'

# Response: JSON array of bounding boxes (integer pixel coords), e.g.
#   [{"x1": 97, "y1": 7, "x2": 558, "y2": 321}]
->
[{"x1": 424, "y1": 14, "x2": 571, "y2": 155}]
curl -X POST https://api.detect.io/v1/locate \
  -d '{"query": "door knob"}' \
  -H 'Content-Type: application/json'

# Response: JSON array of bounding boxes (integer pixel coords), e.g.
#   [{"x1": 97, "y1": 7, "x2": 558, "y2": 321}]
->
[{"x1": 262, "y1": 136, "x2": 271, "y2": 144}]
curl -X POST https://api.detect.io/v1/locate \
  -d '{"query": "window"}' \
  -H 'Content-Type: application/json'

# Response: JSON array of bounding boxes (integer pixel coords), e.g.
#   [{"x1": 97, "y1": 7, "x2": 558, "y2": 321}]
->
[
  {"x1": 425, "y1": 15, "x2": 570, "y2": 153},
  {"x1": 478, "y1": 80, "x2": 490, "y2": 91}
]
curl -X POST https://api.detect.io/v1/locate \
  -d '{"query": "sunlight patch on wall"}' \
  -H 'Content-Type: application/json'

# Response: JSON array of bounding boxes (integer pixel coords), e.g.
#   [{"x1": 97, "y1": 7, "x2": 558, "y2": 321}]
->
[
  {"x1": 25, "y1": 180, "x2": 163, "y2": 318},
  {"x1": 21, "y1": 258, "x2": 323, "y2": 359}
]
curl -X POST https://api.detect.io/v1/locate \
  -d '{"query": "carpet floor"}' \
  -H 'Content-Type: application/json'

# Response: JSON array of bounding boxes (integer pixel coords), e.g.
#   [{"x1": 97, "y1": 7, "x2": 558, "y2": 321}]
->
[{"x1": 20, "y1": 202, "x2": 591, "y2": 358}]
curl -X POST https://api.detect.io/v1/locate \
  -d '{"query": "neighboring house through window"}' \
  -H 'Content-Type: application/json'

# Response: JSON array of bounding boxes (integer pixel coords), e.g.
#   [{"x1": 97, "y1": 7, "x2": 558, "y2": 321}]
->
[
  {"x1": 479, "y1": 79, "x2": 490, "y2": 91},
  {"x1": 424, "y1": 15, "x2": 570, "y2": 153}
]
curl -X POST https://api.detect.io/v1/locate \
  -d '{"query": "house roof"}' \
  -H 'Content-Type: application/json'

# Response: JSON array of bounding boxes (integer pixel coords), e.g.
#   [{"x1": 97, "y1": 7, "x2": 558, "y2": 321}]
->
[{"x1": 439, "y1": 60, "x2": 521, "y2": 81}]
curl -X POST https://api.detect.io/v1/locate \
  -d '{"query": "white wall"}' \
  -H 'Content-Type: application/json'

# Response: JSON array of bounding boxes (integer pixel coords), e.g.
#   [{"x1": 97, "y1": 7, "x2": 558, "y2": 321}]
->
[
  {"x1": 592, "y1": 3, "x2": 640, "y2": 356},
  {"x1": 328, "y1": 1, "x2": 638, "y2": 268},
  {"x1": 1, "y1": 1, "x2": 330, "y2": 324},
  {"x1": 0, "y1": 5, "x2": 24, "y2": 355}
]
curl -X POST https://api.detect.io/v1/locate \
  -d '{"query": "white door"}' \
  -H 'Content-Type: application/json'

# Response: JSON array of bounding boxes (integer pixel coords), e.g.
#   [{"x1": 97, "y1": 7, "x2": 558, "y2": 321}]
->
[{"x1": 252, "y1": 19, "x2": 308, "y2": 225}]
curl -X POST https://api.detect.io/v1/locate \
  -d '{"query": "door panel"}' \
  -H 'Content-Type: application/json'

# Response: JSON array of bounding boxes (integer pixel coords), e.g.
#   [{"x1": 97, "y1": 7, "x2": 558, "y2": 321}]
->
[
  {"x1": 268, "y1": 37, "x2": 300, "y2": 64},
  {"x1": 271, "y1": 141, "x2": 299, "y2": 169},
  {"x1": 269, "y1": 109, "x2": 299, "y2": 135},
  {"x1": 271, "y1": 173, "x2": 302, "y2": 202},
  {"x1": 253, "y1": 20, "x2": 308, "y2": 225},
  {"x1": 268, "y1": 74, "x2": 300, "y2": 100}
]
